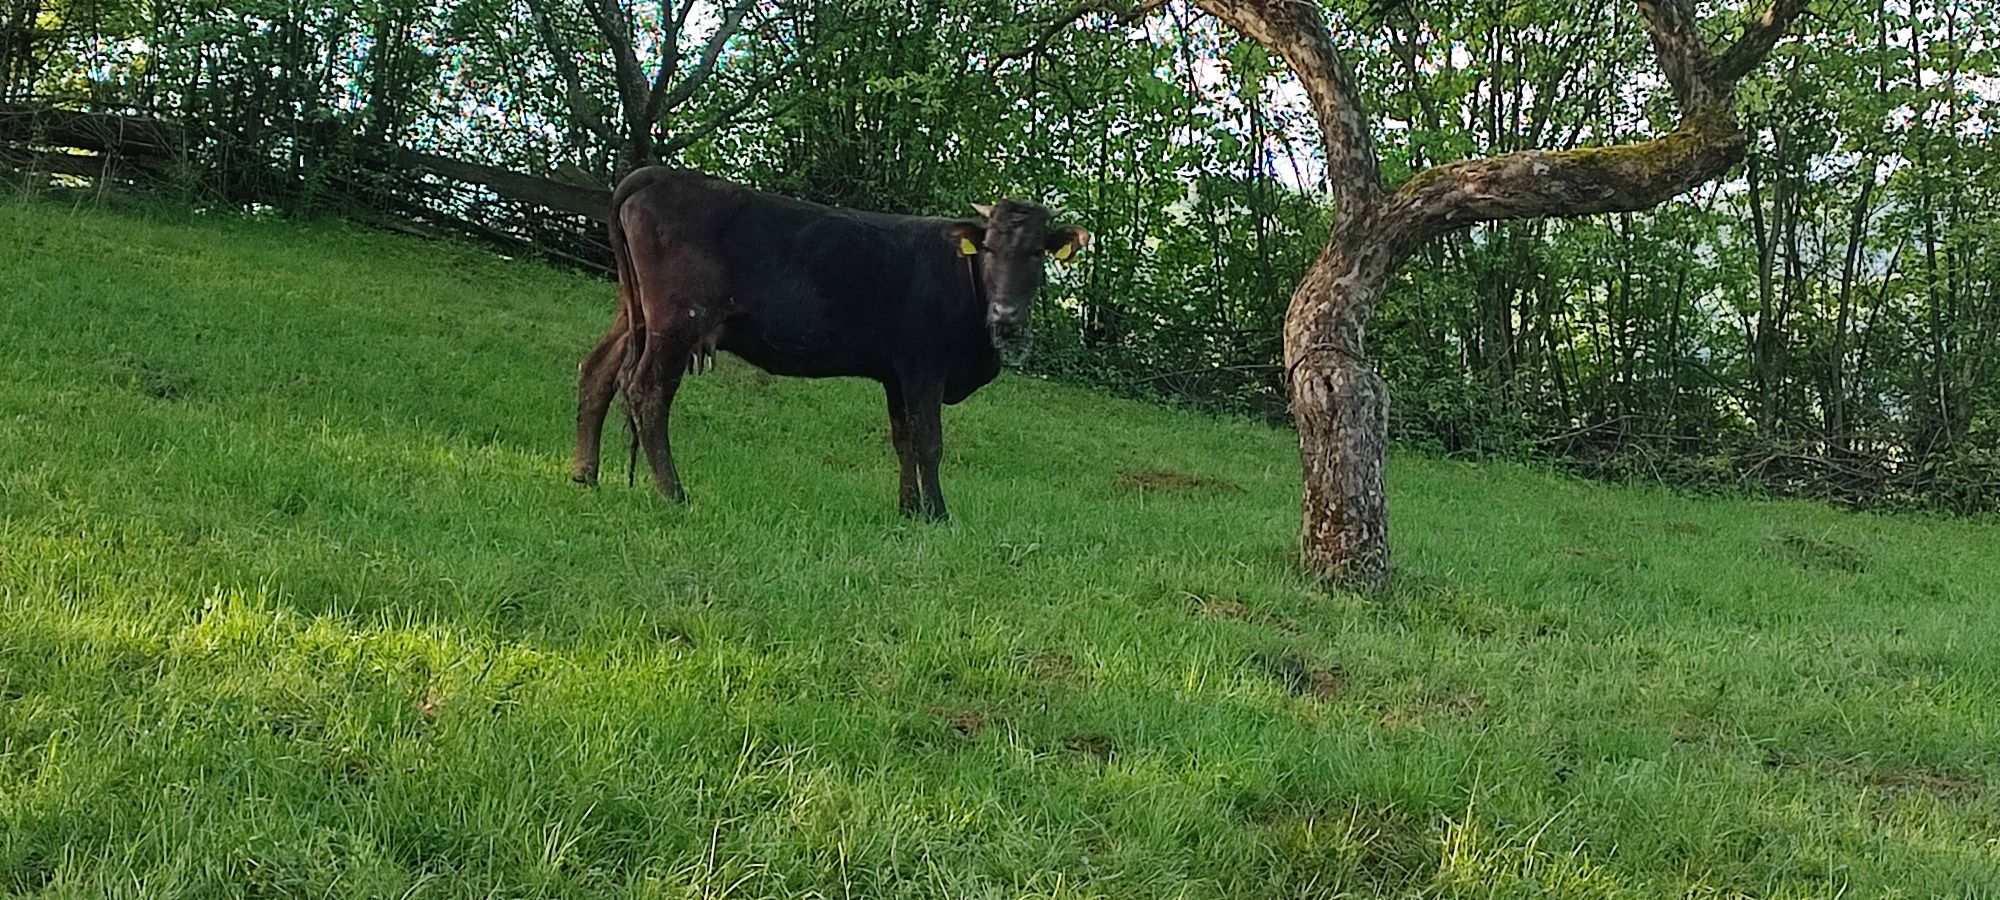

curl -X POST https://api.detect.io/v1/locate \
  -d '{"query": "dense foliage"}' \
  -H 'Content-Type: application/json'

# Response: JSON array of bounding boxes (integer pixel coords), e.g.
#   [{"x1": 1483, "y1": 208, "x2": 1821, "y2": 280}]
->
[{"x1": 5, "y1": 0, "x2": 1995, "y2": 509}]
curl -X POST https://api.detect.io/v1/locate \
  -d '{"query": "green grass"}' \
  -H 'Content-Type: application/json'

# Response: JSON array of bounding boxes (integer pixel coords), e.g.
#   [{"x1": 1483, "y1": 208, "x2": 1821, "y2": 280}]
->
[{"x1": 1, "y1": 197, "x2": 1997, "y2": 898}]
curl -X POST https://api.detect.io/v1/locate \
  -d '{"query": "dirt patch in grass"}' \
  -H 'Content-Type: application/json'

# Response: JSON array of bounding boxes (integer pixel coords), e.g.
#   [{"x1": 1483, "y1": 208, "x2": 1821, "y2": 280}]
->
[
  {"x1": 414, "y1": 684, "x2": 445, "y2": 721},
  {"x1": 936, "y1": 708, "x2": 988, "y2": 738},
  {"x1": 335, "y1": 753, "x2": 374, "y2": 785},
  {"x1": 1190, "y1": 594, "x2": 1297, "y2": 632},
  {"x1": 893, "y1": 707, "x2": 995, "y2": 750},
  {"x1": 816, "y1": 451, "x2": 868, "y2": 472},
  {"x1": 1114, "y1": 467, "x2": 1243, "y2": 496},
  {"x1": 1763, "y1": 749, "x2": 1981, "y2": 801},
  {"x1": 112, "y1": 356, "x2": 196, "y2": 401},
  {"x1": 1866, "y1": 767, "x2": 1982, "y2": 800},
  {"x1": 1063, "y1": 734, "x2": 1116, "y2": 760},
  {"x1": 1251, "y1": 652, "x2": 1345, "y2": 700},
  {"x1": 1375, "y1": 691, "x2": 1488, "y2": 730},
  {"x1": 1438, "y1": 693, "x2": 1487, "y2": 718},
  {"x1": 1769, "y1": 530, "x2": 1870, "y2": 573},
  {"x1": 1030, "y1": 650, "x2": 1077, "y2": 681}
]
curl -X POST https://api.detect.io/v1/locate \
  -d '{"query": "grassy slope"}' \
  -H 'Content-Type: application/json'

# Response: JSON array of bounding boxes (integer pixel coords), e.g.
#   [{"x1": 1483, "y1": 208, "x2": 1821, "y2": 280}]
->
[{"x1": 0, "y1": 198, "x2": 1995, "y2": 899}]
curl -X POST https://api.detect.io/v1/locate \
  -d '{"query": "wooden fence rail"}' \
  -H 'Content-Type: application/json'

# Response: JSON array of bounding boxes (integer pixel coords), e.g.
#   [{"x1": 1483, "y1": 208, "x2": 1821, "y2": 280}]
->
[{"x1": 0, "y1": 101, "x2": 616, "y2": 277}]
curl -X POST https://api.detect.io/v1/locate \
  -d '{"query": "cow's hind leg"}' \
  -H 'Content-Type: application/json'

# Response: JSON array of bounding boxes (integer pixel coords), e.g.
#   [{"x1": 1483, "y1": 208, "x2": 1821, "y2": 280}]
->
[
  {"x1": 628, "y1": 327, "x2": 696, "y2": 503},
  {"x1": 624, "y1": 236, "x2": 724, "y2": 505},
  {"x1": 571, "y1": 305, "x2": 629, "y2": 485}
]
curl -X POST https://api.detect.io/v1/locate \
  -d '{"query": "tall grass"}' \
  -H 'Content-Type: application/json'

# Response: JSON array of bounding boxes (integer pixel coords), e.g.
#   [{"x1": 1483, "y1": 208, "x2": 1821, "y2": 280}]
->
[{"x1": 1, "y1": 199, "x2": 1995, "y2": 897}]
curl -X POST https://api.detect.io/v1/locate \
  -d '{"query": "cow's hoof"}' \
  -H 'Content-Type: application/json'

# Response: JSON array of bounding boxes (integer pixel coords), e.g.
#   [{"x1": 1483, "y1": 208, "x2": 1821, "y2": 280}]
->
[{"x1": 571, "y1": 470, "x2": 599, "y2": 486}]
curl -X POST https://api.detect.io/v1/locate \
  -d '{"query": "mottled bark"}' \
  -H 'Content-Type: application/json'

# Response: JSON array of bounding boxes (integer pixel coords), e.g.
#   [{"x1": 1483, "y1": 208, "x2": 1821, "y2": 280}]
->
[{"x1": 1282, "y1": 229, "x2": 1398, "y2": 591}]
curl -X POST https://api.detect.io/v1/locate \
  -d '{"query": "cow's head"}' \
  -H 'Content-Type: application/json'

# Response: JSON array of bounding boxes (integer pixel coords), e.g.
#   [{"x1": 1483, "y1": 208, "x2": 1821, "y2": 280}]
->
[{"x1": 946, "y1": 200, "x2": 1090, "y2": 363}]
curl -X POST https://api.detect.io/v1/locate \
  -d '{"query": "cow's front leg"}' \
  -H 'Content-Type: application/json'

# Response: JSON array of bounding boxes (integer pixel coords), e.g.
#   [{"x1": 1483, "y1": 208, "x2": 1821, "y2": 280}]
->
[
  {"x1": 571, "y1": 306, "x2": 629, "y2": 485},
  {"x1": 907, "y1": 382, "x2": 949, "y2": 521},
  {"x1": 885, "y1": 382, "x2": 921, "y2": 515}
]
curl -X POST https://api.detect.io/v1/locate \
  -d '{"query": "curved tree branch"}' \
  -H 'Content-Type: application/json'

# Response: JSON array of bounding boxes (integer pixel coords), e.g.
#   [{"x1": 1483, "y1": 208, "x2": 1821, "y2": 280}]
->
[
  {"x1": 1381, "y1": 113, "x2": 1746, "y2": 246},
  {"x1": 1187, "y1": 0, "x2": 1383, "y2": 220},
  {"x1": 1378, "y1": 0, "x2": 1809, "y2": 250}
]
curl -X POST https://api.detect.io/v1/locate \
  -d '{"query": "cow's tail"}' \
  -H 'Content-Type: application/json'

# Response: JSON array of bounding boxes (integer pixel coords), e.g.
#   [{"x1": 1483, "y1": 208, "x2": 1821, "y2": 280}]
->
[{"x1": 608, "y1": 197, "x2": 644, "y2": 487}]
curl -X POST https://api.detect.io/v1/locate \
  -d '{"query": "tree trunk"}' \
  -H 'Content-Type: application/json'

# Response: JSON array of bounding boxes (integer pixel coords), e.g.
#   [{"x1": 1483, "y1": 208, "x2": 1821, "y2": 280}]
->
[
  {"x1": 1286, "y1": 236, "x2": 1391, "y2": 592},
  {"x1": 1291, "y1": 352, "x2": 1389, "y2": 592}
]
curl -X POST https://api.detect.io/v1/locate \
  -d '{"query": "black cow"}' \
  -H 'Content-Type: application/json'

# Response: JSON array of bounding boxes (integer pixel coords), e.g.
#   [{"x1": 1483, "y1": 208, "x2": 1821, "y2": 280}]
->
[{"x1": 570, "y1": 167, "x2": 1090, "y2": 520}]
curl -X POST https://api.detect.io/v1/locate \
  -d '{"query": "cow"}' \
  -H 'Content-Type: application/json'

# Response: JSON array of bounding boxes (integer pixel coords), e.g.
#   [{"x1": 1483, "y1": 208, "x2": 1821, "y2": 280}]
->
[{"x1": 570, "y1": 167, "x2": 1090, "y2": 521}]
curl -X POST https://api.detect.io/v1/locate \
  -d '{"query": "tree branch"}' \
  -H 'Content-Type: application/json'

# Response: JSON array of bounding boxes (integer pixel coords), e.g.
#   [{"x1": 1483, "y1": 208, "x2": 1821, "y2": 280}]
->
[
  {"x1": 649, "y1": 0, "x2": 684, "y2": 103},
  {"x1": 526, "y1": 0, "x2": 613, "y2": 143},
  {"x1": 1377, "y1": 0, "x2": 1808, "y2": 249},
  {"x1": 587, "y1": 0, "x2": 647, "y2": 120},
  {"x1": 991, "y1": 0, "x2": 1168, "y2": 64},
  {"x1": 1633, "y1": 0, "x2": 1712, "y2": 107},
  {"x1": 658, "y1": 55, "x2": 802, "y2": 156},
  {"x1": 1715, "y1": 0, "x2": 1809, "y2": 82},
  {"x1": 1382, "y1": 118, "x2": 1742, "y2": 242},
  {"x1": 390, "y1": 144, "x2": 613, "y2": 221},
  {"x1": 1189, "y1": 0, "x2": 1383, "y2": 221},
  {"x1": 655, "y1": 0, "x2": 758, "y2": 115}
]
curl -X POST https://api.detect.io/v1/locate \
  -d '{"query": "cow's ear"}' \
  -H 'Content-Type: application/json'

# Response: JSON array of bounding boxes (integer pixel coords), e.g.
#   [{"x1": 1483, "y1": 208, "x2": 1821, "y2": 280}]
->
[
  {"x1": 1046, "y1": 226, "x2": 1091, "y2": 261},
  {"x1": 945, "y1": 222, "x2": 984, "y2": 257},
  {"x1": 972, "y1": 203, "x2": 995, "y2": 219}
]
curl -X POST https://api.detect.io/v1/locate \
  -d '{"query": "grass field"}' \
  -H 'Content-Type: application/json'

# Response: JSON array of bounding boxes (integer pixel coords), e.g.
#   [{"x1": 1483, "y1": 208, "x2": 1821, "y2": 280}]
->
[{"x1": 1, "y1": 197, "x2": 1996, "y2": 898}]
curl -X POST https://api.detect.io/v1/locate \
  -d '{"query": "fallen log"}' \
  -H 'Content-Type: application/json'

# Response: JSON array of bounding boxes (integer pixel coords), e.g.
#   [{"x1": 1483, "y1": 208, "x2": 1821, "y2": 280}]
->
[
  {"x1": 0, "y1": 103, "x2": 187, "y2": 159},
  {"x1": 0, "y1": 145, "x2": 169, "y2": 182},
  {"x1": 386, "y1": 145, "x2": 611, "y2": 223}
]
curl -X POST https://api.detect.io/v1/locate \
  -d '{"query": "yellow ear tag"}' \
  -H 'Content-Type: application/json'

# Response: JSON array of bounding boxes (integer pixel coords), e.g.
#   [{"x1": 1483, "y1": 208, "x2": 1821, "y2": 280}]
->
[
  {"x1": 958, "y1": 238, "x2": 979, "y2": 257},
  {"x1": 1053, "y1": 243, "x2": 1074, "y2": 261}
]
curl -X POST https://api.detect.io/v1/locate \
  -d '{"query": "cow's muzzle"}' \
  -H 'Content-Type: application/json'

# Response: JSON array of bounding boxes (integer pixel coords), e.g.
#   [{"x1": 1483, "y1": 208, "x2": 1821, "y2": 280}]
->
[{"x1": 988, "y1": 313, "x2": 1033, "y2": 365}]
